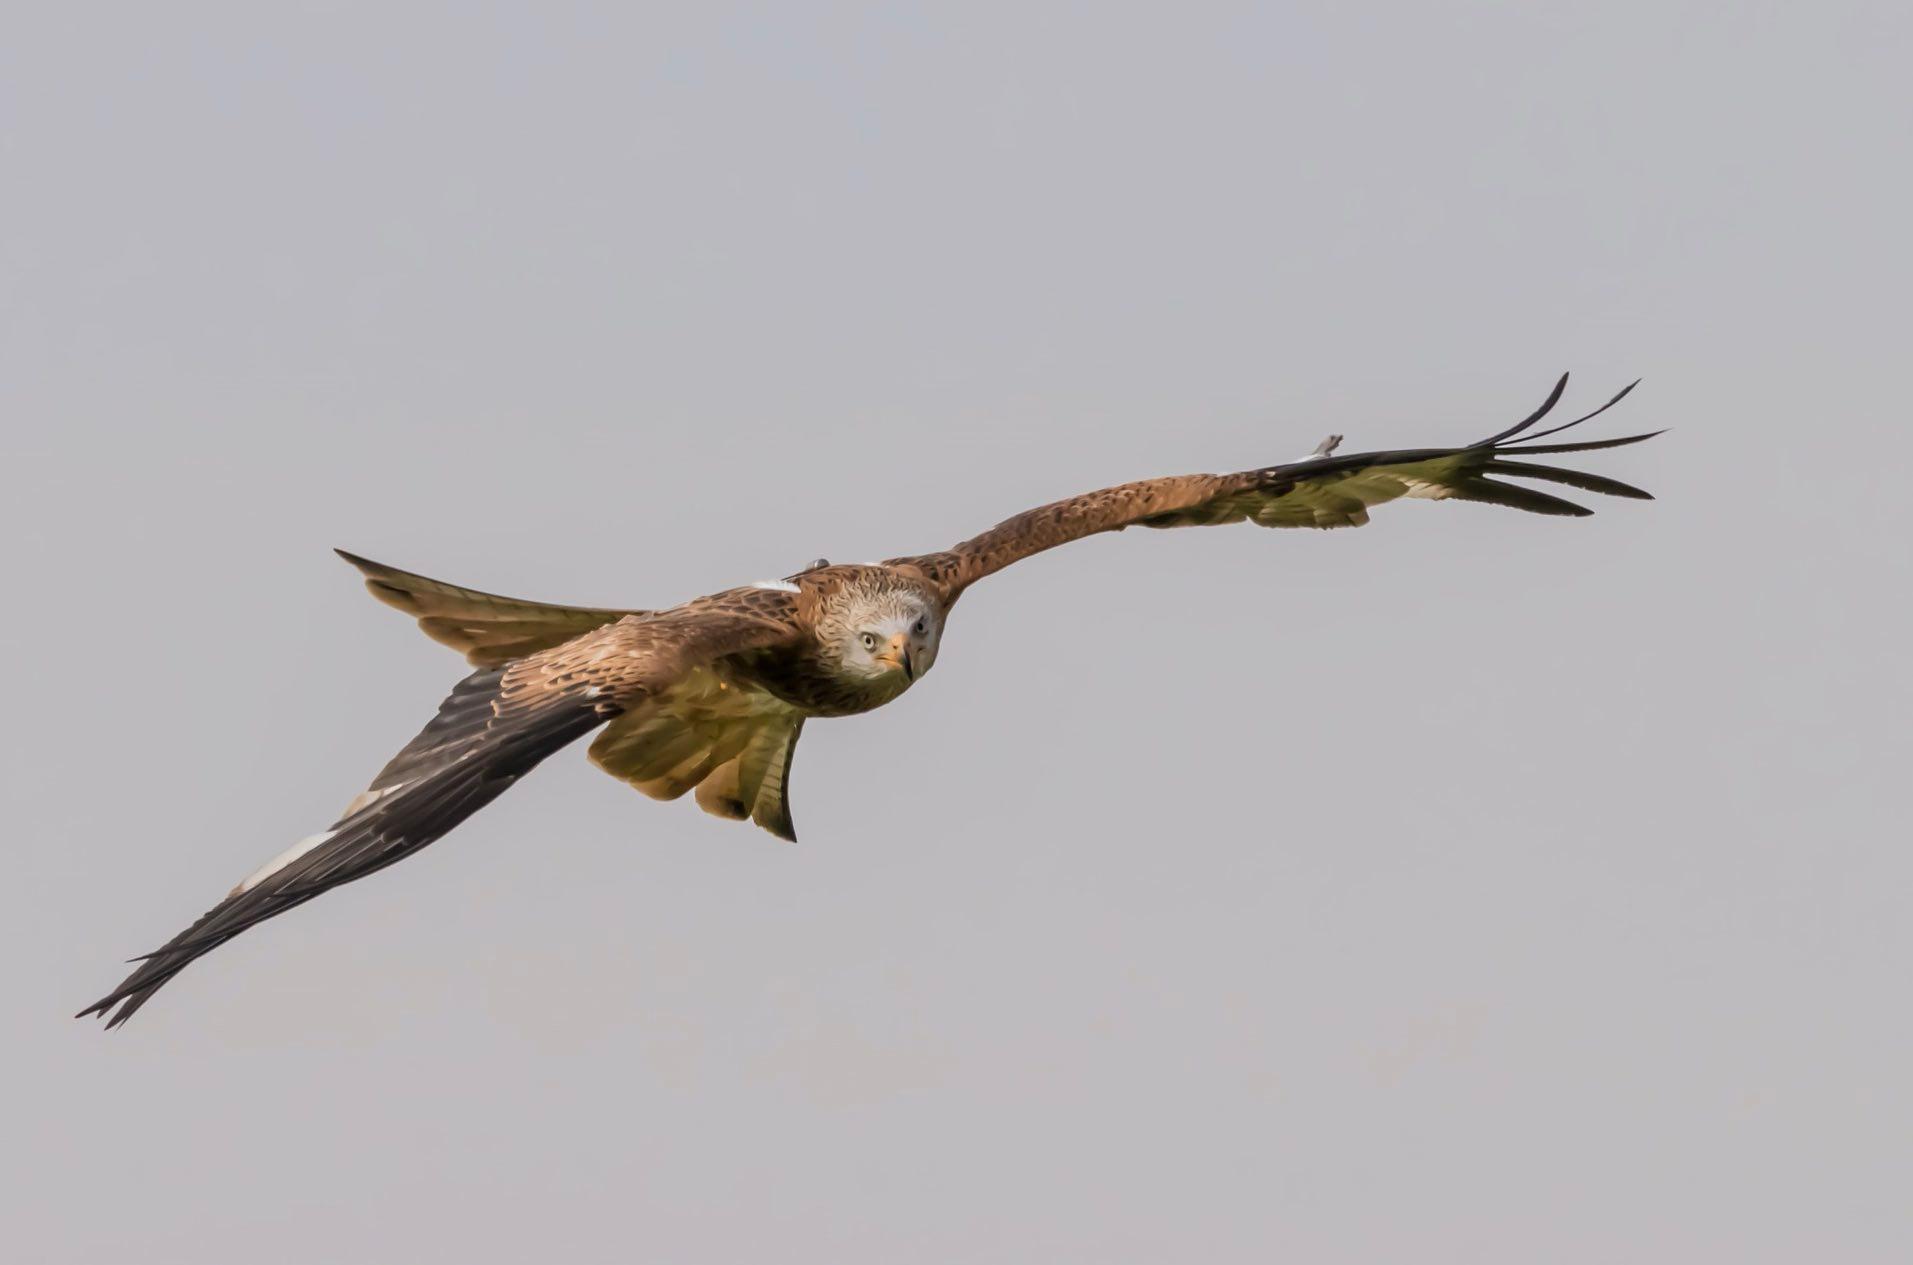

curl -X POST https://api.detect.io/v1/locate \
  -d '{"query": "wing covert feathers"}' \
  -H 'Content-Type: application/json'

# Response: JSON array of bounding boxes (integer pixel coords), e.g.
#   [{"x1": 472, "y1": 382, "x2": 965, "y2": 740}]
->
[{"x1": 891, "y1": 374, "x2": 1659, "y2": 596}]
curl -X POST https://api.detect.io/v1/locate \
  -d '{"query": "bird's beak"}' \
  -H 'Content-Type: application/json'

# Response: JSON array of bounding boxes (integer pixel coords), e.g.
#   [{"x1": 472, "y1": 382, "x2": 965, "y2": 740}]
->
[{"x1": 880, "y1": 634, "x2": 915, "y2": 681}]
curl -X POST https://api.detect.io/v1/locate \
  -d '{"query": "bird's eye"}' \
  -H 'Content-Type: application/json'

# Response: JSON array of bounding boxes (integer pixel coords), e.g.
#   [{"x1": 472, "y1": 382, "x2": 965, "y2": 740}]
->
[
  {"x1": 912, "y1": 618, "x2": 926, "y2": 635},
  {"x1": 859, "y1": 632, "x2": 878, "y2": 651}
]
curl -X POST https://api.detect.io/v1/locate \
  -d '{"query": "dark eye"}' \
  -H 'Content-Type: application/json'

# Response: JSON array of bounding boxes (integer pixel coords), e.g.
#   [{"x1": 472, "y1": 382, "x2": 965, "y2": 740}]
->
[
  {"x1": 859, "y1": 632, "x2": 878, "y2": 651},
  {"x1": 912, "y1": 618, "x2": 926, "y2": 635}
]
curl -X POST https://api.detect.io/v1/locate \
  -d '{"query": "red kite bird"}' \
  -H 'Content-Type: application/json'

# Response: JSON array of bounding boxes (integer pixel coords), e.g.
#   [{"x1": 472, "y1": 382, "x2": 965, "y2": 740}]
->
[{"x1": 81, "y1": 374, "x2": 1658, "y2": 1026}]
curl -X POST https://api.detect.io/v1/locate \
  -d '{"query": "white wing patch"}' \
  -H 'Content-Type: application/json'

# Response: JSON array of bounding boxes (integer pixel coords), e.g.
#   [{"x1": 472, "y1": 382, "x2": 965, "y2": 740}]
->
[
  {"x1": 230, "y1": 773, "x2": 421, "y2": 895},
  {"x1": 750, "y1": 579, "x2": 801, "y2": 593},
  {"x1": 338, "y1": 778, "x2": 411, "y2": 820},
  {"x1": 234, "y1": 829, "x2": 338, "y2": 895},
  {"x1": 1398, "y1": 476, "x2": 1457, "y2": 499}
]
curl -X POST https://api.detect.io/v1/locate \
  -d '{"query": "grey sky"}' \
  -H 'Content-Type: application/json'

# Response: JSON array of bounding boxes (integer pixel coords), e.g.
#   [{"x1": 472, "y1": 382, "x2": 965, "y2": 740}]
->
[{"x1": 4, "y1": 3, "x2": 1909, "y2": 1261}]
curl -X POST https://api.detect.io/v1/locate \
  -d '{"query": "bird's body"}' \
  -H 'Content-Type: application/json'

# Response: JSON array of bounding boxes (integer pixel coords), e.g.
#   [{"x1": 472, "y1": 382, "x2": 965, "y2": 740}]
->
[{"x1": 82, "y1": 375, "x2": 1662, "y2": 1027}]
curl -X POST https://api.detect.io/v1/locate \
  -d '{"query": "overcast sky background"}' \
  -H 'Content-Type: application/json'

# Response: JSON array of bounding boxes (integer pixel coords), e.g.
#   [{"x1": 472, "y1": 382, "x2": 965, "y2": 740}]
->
[{"x1": 4, "y1": 3, "x2": 1909, "y2": 1261}]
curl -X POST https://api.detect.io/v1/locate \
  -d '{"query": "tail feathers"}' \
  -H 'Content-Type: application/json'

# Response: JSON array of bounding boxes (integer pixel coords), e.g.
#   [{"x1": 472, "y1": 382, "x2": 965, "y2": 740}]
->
[
  {"x1": 335, "y1": 550, "x2": 641, "y2": 667},
  {"x1": 79, "y1": 666, "x2": 613, "y2": 1028}
]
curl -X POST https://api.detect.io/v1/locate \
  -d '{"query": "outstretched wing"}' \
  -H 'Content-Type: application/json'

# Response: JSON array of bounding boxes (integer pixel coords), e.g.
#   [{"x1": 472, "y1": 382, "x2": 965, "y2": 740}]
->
[
  {"x1": 77, "y1": 661, "x2": 610, "y2": 1028},
  {"x1": 78, "y1": 600, "x2": 801, "y2": 1028},
  {"x1": 336, "y1": 549, "x2": 642, "y2": 666},
  {"x1": 890, "y1": 375, "x2": 1659, "y2": 600}
]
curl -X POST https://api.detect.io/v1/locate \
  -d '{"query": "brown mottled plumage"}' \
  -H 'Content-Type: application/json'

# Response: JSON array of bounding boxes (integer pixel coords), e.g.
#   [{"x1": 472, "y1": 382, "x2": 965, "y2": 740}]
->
[{"x1": 81, "y1": 373, "x2": 1659, "y2": 1027}]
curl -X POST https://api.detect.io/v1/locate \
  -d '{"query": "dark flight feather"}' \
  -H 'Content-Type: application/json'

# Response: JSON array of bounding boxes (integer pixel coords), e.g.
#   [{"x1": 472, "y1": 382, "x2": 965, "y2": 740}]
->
[
  {"x1": 1484, "y1": 460, "x2": 1654, "y2": 500},
  {"x1": 1497, "y1": 378, "x2": 1642, "y2": 446},
  {"x1": 1498, "y1": 430, "x2": 1664, "y2": 456},
  {"x1": 1472, "y1": 372, "x2": 1571, "y2": 446},
  {"x1": 1445, "y1": 477, "x2": 1593, "y2": 517},
  {"x1": 76, "y1": 668, "x2": 613, "y2": 1027}
]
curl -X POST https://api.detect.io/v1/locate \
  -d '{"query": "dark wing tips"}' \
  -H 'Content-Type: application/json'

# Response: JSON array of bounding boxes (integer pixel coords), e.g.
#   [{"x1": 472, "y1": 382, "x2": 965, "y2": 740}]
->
[
  {"x1": 79, "y1": 984, "x2": 161, "y2": 1030},
  {"x1": 76, "y1": 903, "x2": 239, "y2": 1028},
  {"x1": 78, "y1": 666, "x2": 610, "y2": 1030},
  {"x1": 1503, "y1": 428, "x2": 1664, "y2": 456},
  {"x1": 1483, "y1": 459, "x2": 1655, "y2": 500},
  {"x1": 1451, "y1": 477, "x2": 1594, "y2": 517},
  {"x1": 1501, "y1": 377, "x2": 1644, "y2": 447},
  {"x1": 74, "y1": 995, "x2": 114, "y2": 1023},
  {"x1": 1461, "y1": 375, "x2": 1658, "y2": 507},
  {"x1": 1469, "y1": 374, "x2": 1654, "y2": 450},
  {"x1": 1473, "y1": 372, "x2": 1571, "y2": 447}
]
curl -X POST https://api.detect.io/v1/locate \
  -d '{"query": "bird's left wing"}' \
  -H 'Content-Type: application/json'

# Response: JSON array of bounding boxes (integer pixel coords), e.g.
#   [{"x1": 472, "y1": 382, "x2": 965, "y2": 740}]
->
[
  {"x1": 889, "y1": 375, "x2": 1658, "y2": 601},
  {"x1": 78, "y1": 600, "x2": 801, "y2": 1028}
]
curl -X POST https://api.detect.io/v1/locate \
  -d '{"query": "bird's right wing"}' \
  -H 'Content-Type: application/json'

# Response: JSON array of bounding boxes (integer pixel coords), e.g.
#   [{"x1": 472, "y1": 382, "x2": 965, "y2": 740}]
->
[
  {"x1": 79, "y1": 599, "x2": 803, "y2": 1028},
  {"x1": 336, "y1": 549, "x2": 642, "y2": 666}
]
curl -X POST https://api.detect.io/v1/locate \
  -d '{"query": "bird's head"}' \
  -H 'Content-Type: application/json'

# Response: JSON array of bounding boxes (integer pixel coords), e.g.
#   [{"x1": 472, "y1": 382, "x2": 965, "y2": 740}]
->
[{"x1": 817, "y1": 573, "x2": 945, "y2": 688}]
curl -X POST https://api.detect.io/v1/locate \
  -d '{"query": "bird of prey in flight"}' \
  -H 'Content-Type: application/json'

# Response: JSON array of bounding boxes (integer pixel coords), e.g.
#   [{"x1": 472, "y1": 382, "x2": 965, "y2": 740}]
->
[{"x1": 80, "y1": 374, "x2": 1658, "y2": 1027}]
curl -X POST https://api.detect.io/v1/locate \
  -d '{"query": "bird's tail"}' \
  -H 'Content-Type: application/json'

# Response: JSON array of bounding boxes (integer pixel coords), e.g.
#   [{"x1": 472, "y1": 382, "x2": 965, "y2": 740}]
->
[
  {"x1": 334, "y1": 549, "x2": 643, "y2": 667},
  {"x1": 78, "y1": 665, "x2": 615, "y2": 1028}
]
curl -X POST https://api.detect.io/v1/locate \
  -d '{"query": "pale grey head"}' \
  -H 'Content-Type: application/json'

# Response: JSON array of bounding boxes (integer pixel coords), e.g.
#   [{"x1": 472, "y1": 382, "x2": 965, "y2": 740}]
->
[{"x1": 814, "y1": 572, "x2": 945, "y2": 688}]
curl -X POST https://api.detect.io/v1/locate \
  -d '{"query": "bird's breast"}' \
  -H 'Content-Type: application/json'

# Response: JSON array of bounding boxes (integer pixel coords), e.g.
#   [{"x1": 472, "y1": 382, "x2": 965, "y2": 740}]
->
[{"x1": 737, "y1": 653, "x2": 911, "y2": 718}]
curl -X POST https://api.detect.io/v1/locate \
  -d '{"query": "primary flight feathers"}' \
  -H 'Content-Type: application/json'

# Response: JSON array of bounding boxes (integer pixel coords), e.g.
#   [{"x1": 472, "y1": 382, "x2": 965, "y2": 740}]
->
[{"x1": 81, "y1": 374, "x2": 1659, "y2": 1027}]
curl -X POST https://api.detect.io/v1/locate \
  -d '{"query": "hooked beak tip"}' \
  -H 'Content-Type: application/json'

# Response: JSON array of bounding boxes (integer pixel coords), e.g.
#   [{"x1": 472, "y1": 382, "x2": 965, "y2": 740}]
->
[{"x1": 882, "y1": 634, "x2": 914, "y2": 681}]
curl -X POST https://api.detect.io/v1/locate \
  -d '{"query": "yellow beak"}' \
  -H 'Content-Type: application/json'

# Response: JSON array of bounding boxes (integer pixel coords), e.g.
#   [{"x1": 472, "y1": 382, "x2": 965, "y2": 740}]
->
[{"x1": 878, "y1": 634, "x2": 915, "y2": 681}]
